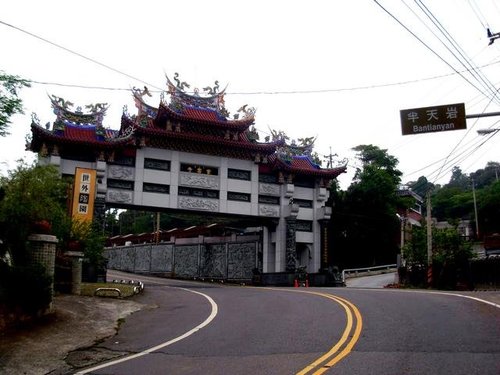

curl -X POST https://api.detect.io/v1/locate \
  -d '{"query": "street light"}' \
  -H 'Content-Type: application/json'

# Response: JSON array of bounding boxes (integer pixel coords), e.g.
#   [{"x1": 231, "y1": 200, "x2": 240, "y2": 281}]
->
[{"x1": 477, "y1": 128, "x2": 500, "y2": 135}]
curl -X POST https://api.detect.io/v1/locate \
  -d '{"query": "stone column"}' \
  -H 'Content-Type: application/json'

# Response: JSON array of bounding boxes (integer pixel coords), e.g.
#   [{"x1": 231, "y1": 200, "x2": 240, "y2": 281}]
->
[
  {"x1": 93, "y1": 196, "x2": 106, "y2": 231},
  {"x1": 284, "y1": 202, "x2": 300, "y2": 272},
  {"x1": 66, "y1": 251, "x2": 84, "y2": 295},
  {"x1": 262, "y1": 226, "x2": 270, "y2": 273},
  {"x1": 320, "y1": 220, "x2": 329, "y2": 270},
  {"x1": 27, "y1": 234, "x2": 58, "y2": 308},
  {"x1": 285, "y1": 217, "x2": 297, "y2": 272}
]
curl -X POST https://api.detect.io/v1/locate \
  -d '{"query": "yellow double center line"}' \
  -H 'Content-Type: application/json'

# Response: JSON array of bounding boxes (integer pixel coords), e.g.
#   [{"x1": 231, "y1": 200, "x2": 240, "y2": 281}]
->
[
  {"x1": 295, "y1": 291, "x2": 363, "y2": 374},
  {"x1": 265, "y1": 288, "x2": 362, "y2": 374}
]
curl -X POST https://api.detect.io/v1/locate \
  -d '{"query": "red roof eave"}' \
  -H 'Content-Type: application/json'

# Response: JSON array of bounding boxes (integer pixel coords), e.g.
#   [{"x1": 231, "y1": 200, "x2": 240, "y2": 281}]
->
[
  {"x1": 273, "y1": 157, "x2": 347, "y2": 178},
  {"x1": 135, "y1": 126, "x2": 278, "y2": 154},
  {"x1": 31, "y1": 124, "x2": 133, "y2": 149},
  {"x1": 158, "y1": 103, "x2": 254, "y2": 130}
]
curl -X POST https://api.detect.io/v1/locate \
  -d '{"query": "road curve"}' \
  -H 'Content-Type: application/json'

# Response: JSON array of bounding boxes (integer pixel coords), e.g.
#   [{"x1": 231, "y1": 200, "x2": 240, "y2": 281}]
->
[{"x1": 79, "y1": 271, "x2": 499, "y2": 375}]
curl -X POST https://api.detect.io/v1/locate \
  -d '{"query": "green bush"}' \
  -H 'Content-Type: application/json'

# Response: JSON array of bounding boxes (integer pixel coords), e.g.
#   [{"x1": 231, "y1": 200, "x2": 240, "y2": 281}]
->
[{"x1": 0, "y1": 261, "x2": 52, "y2": 315}]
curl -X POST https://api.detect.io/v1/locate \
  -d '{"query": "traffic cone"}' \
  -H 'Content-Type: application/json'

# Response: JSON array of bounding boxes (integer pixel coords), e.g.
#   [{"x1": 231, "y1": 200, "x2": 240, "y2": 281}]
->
[{"x1": 294, "y1": 279, "x2": 299, "y2": 287}]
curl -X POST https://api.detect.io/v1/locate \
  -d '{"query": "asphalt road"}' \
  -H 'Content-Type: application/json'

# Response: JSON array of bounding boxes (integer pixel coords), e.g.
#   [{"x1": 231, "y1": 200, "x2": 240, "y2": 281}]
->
[
  {"x1": 345, "y1": 271, "x2": 398, "y2": 288},
  {"x1": 77, "y1": 271, "x2": 500, "y2": 375}
]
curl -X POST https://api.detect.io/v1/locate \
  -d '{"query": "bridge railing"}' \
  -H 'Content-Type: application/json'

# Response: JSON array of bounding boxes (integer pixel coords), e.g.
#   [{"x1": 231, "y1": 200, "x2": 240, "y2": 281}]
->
[{"x1": 341, "y1": 264, "x2": 397, "y2": 283}]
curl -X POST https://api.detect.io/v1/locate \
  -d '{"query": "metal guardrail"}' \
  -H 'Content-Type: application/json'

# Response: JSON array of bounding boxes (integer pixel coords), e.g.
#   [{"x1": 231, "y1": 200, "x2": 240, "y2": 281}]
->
[
  {"x1": 111, "y1": 279, "x2": 145, "y2": 294},
  {"x1": 94, "y1": 288, "x2": 122, "y2": 297},
  {"x1": 341, "y1": 264, "x2": 397, "y2": 283}
]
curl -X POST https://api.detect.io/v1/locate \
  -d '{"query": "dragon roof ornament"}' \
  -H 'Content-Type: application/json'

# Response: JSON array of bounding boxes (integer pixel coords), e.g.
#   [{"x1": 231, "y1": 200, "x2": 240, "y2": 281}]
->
[
  {"x1": 164, "y1": 73, "x2": 255, "y2": 121},
  {"x1": 166, "y1": 73, "x2": 226, "y2": 111},
  {"x1": 49, "y1": 94, "x2": 108, "y2": 127},
  {"x1": 131, "y1": 87, "x2": 158, "y2": 119}
]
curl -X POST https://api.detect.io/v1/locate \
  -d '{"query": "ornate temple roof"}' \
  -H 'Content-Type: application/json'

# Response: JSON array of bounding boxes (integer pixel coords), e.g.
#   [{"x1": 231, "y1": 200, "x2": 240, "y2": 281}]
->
[
  {"x1": 29, "y1": 95, "x2": 134, "y2": 154},
  {"x1": 49, "y1": 94, "x2": 108, "y2": 127},
  {"x1": 131, "y1": 74, "x2": 256, "y2": 129},
  {"x1": 29, "y1": 76, "x2": 346, "y2": 181},
  {"x1": 262, "y1": 151, "x2": 346, "y2": 179}
]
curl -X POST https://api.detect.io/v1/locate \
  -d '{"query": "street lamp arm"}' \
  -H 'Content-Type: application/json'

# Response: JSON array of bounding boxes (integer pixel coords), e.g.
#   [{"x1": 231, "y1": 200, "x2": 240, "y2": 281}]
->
[{"x1": 477, "y1": 128, "x2": 500, "y2": 135}]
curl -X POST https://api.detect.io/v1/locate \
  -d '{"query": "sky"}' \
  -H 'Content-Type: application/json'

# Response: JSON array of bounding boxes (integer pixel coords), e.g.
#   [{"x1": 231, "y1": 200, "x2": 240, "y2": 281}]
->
[{"x1": 1, "y1": 0, "x2": 500, "y2": 189}]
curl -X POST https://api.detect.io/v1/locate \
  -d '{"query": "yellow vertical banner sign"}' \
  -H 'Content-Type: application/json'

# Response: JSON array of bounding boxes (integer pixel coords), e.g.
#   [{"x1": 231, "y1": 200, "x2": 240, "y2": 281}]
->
[{"x1": 72, "y1": 168, "x2": 97, "y2": 222}]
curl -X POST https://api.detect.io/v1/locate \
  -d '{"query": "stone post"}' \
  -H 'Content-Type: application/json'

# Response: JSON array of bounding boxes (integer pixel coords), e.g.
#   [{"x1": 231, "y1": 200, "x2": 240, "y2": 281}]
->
[
  {"x1": 27, "y1": 234, "x2": 58, "y2": 309},
  {"x1": 66, "y1": 251, "x2": 84, "y2": 295}
]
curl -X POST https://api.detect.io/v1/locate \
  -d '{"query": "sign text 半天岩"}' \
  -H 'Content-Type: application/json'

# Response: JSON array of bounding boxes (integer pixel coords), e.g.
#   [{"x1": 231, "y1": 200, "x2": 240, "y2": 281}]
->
[{"x1": 400, "y1": 103, "x2": 466, "y2": 136}]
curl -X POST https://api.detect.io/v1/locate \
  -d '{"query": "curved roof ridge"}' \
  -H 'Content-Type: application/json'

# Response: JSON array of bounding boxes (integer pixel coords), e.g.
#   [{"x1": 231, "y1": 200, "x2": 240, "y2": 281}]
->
[
  {"x1": 293, "y1": 154, "x2": 321, "y2": 169},
  {"x1": 49, "y1": 94, "x2": 108, "y2": 126}
]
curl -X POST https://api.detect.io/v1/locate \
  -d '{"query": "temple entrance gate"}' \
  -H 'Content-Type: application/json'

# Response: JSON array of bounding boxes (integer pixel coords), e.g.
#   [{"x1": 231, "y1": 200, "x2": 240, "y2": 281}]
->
[{"x1": 29, "y1": 74, "x2": 346, "y2": 276}]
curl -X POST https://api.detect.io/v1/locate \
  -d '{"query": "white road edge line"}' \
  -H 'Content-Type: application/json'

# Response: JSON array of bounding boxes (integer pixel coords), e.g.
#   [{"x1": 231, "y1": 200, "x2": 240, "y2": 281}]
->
[
  {"x1": 426, "y1": 290, "x2": 500, "y2": 309},
  {"x1": 337, "y1": 287, "x2": 500, "y2": 309},
  {"x1": 75, "y1": 287, "x2": 218, "y2": 374}
]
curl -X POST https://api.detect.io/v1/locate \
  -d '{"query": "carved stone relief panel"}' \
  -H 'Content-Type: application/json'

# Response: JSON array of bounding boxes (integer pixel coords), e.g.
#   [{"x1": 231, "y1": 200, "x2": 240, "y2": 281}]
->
[
  {"x1": 135, "y1": 246, "x2": 151, "y2": 271},
  {"x1": 200, "y1": 244, "x2": 227, "y2": 278},
  {"x1": 228, "y1": 243, "x2": 256, "y2": 279},
  {"x1": 104, "y1": 248, "x2": 120, "y2": 269},
  {"x1": 259, "y1": 183, "x2": 281, "y2": 196},
  {"x1": 180, "y1": 173, "x2": 219, "y2": 189},
  {"x1": 107, "y1": 190, "x2": 133, "y2": 203},
  {"x1": 259, "y1": 205, "x2": 280, "y2": 217},
  {"x1": 174, "y1": 245, "x2": 199, "y2": 277},
  {"x1": 178, "y1": 197, "x2": 219, "y2": 212},
  {"x1": 151, "y1": 245, "x2": 173, "y2": 272},
  {"x1": 122, "y1": 247, "x2": 136, "y2": 272},
  {"x1": 108, "y1": 165, "x2": 135, "y2": 180}
]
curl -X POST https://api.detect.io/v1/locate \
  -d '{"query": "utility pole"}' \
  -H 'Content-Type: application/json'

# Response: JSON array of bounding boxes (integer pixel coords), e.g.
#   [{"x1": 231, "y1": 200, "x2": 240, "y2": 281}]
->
[
  {"x1": 472, "y1": 178, "x2": 480, "y2": 239},
  {"x1": 155, "y1": 212, "x2": 160, "y2": 244},
  {"x1": 324, "y1": 147, "x2": 337, "y2": 169},
  {"x1": 426, "y1": 190, "x2": 433, "y2": 285}
]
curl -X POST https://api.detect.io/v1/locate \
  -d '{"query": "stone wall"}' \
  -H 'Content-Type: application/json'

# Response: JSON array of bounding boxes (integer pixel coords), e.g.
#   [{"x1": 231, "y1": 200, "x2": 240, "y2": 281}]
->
[{"x1": 105, "y1": 240, "x2": 259, "y2": 281}]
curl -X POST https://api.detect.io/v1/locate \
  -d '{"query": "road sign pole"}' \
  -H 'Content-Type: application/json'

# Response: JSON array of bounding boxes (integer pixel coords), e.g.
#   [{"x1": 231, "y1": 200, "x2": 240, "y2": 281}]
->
[{"x1": 426, "y1": 191, "x2": 432, "y2": 285}]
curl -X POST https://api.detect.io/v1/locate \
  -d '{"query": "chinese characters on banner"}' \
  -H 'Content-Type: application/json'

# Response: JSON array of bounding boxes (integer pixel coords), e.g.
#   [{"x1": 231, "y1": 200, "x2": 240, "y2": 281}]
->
[
  {"x1": 400, "y1": 103, "x2": 466, "y2": 136},
  {"x1": 72, "y1": 168, "x2": 96, "y2": 222}
]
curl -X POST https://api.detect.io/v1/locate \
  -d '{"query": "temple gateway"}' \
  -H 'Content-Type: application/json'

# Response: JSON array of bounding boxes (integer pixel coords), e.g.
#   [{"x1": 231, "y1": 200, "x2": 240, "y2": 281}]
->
[{"x1": 29, "y1": 75, "x2": 346, "y2": 282}]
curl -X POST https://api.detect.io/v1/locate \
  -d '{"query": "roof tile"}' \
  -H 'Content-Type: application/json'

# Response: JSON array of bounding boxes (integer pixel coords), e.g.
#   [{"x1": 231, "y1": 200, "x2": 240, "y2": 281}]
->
[{"x1": 64, "y1": 125, "x2": 97, "y2": 142}]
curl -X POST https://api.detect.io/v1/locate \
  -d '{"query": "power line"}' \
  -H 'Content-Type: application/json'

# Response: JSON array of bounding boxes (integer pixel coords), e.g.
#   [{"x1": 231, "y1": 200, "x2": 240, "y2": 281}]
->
[
  {"x1": 4, "y1": 16, "x2": 500, "y2": 98},
  {"x1": 0, "y1": 19, "x2": 163, "y2": 92},
  {"x1": 404, "y1": 119, "x2": 499, "y2": 189},
  {"x1": 25, "y1": 59, "x2": 500, "y2": 96},
  {"x1": 29, "y1": 80, "x2": 134, "y2": 92},
  {"x1": 374, "y1": 0, "x2": 500, "y2": 186},
  {"x1": 468, "y1": 0, "x2": 488, "y2": 29},
  {"x1": 417, "y1": 1, "x2": 500, "y2": 104},
  {"x1": 414, "y1": 0, "x2": 500, "y2": 106},
  {"x1": 373, "y1": 0, "x2": 500, "y2": 107}
]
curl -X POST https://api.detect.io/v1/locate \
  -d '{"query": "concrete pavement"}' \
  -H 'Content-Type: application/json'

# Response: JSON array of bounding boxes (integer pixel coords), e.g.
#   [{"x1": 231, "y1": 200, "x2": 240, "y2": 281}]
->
[{"x1": 0, "y1": 294, "x2": 145, "y2": 375}]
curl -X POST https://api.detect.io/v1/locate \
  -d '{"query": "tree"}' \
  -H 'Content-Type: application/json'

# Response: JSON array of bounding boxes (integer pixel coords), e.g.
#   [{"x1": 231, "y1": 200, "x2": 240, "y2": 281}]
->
[
  {"x1": 0, "y1": 71, "x2": 31, "y2": 137},
  {"x1": 432, "y1": 226, "x2": 474, "y2": 289},
  {"x1": 402, "y1": 225, "x2": 427, "y2": 267},
  {"x1": 330, "y1": 145, "x2": 403, "y2": 268},
  {"x1": 447, "y1": 166, "x2": 470, "y2": 190},
  {"x1": 408, "y1": 176, "x2": 434, "y2": 198},
  {"x1": 432, "y1": 186, "x2": 473, "y2": 222},
  {"x1": 477, "y1": 180, "x2": 500, "y2": 235},
  {"x1": 0, "y1": 162, "x2": 68, "y2": 264},
  {"x1": 0, "y1": 162, "x2": 68, "y2": 316},
  {"x1": 400, "y1": 224, "x2": 474, "y2": 289},
  {"x1": 352, "y1": 144, "x2": 401, "y2": 183},
  {"x1": 470, "y1": 161, "x2": 500, "y2": 189}
]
